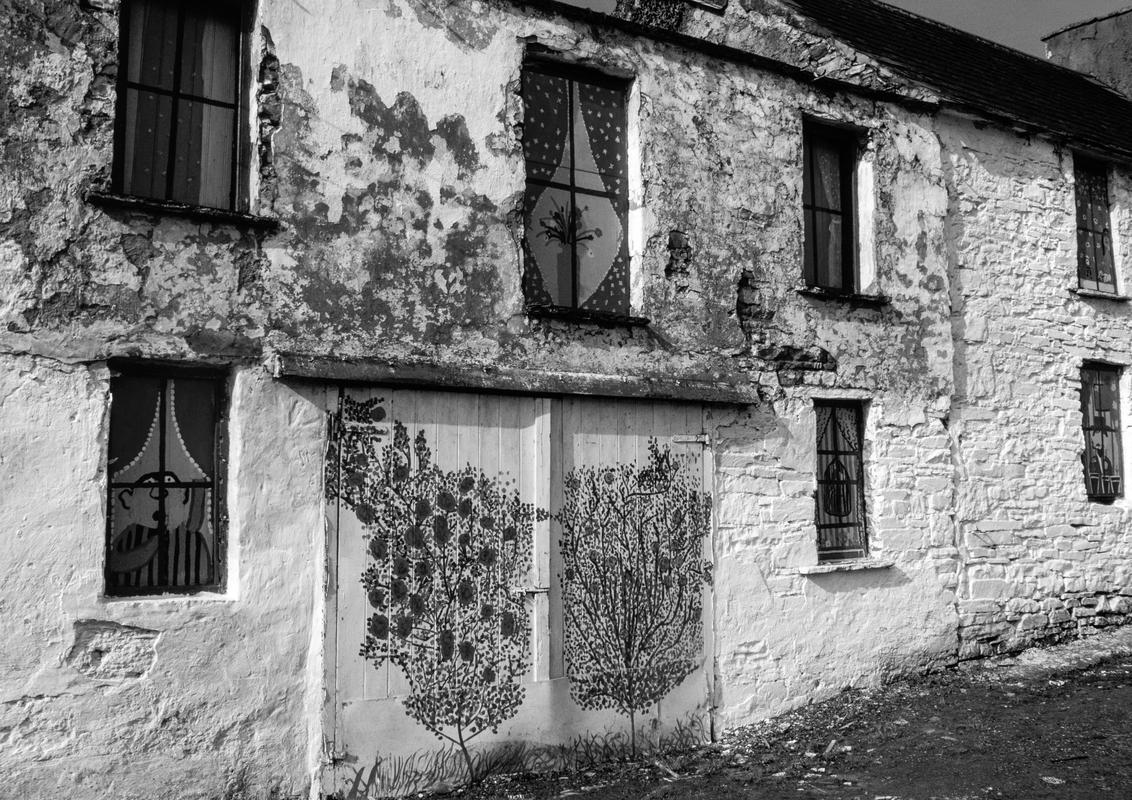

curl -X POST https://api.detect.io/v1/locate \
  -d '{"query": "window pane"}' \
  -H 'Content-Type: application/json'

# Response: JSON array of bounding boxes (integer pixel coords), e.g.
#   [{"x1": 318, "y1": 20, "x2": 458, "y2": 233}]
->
[
  {"x1": 522, "y1": 70, "x2": 571, "y2": 182},
  {"x1": 108, "y1": 489, "x2": 163, "y2": 589},
  {"x1": 525, "y1": 185, "x2": 575, "y2": 306},
  {"x1": 1081, "y1": 367, "x2": 1124, "y2": 500},
  {"x1": 168, "y1": 377, "x2": 217, "y2": 481},
  {"x1": 812, "y1": 210, "x2": 844, "y2": 289},
  {"x1": 166, "y1": 487, "x2": 216, "y2": 587},
  {"x1": 126, "y1": 0, "x2": 178, "y2": 90},
  {"x1": 179, "y1": 4, "x2": 239, "y2": 104},
  {"x1": 575, "y1": 193, "x2": 627, "y2": 310},
  {"x1": 576, "y1": 82, "x2": 627, "y2": 185},
  {"x1": 170, "y1": 100, "x2": 234, "y2": 208},
  {"x1": 809, "y1": 137, "x2": 842, "y2": 211},
  {"x1": 122, "y1": 89, "x2": 173, "y2": 200},
  {"x1": 109, "y1": 375, "x2": 161, "y2": 481}
]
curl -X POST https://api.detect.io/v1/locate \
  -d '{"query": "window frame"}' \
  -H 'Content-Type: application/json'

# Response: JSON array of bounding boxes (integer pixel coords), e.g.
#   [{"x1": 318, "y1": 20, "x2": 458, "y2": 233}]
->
[
  {"x1": 1080, "y1": 363, "x2": 1125, "y2": 503},
  {"x1": 813, "y1": 399, "x2": 869, "y2": 563},
  {"x1": 802, "y1": 119, "x2": 860, "y2": 294},
  {"x1": 1074, "y1": 155, "x2": 1118, "y2": 295},
  {"x1": 520, "y1": 58, "x2": 633, "y2": 317},
  {"x1": 111, "y1": 0, "x2": 252, "y2": 213},
  {"x1": 105, "y1": 361, "x2": 229, "y2": 597}
]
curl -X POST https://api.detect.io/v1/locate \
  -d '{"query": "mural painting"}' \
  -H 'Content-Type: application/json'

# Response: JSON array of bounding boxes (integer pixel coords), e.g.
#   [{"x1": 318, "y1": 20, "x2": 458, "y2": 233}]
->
[
  {"x1": 325, "y1": 392, "x2": 712, "y2": 795},
  {"x1": 558, "y1": 439, "x2": 712, "y2": 755},
  {"x1": 328, "y1": 397, "x2": 537, "y2": 782}
]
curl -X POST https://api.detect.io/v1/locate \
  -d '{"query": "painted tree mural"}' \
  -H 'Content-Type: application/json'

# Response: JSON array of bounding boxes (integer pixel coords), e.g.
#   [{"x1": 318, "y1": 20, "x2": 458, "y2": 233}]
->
[
  {"x1": 558, "y1": 440, "x2": 712, "y2": 754},
  {"x1": 327, "y1": 399, "x2": 535, "y2": 782}
]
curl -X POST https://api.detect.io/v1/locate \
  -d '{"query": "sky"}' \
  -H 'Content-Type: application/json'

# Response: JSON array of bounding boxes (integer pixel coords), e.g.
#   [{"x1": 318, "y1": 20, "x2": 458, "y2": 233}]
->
[{"x1": 566, "y1": 0, "x2": 1129, "y2": 57}]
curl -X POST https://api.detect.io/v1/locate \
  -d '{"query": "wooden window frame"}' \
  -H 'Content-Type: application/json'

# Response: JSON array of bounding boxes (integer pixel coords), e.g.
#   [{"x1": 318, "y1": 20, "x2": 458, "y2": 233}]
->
[
  {"x1": 521, "y1": 58, "x2": 632, "y2": 316},
  {"x1": 1080, "y1": 363, "x2": 1124, "y2": 503},
  {"x1": 1074, "y1": 156, "x2": 1117, "y2": 295},
  {"x1": 814, "y1": 399, "x2": 869, "y2": 562},
  {"x1": 111, "y1": 0, "x2": 252, "y2": 212},
  {"x1": 105, "y1": 361, "x2": 229, "y2": 597},
  {"x1": 803, "y1": 120, "x2": 860, "y2": 294}
]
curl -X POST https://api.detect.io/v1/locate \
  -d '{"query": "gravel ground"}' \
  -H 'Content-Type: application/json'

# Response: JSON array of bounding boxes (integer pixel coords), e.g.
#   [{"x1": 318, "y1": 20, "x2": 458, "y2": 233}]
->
[{"x1": 454, "y1": 627, "x2": 1132, "y2": 800}]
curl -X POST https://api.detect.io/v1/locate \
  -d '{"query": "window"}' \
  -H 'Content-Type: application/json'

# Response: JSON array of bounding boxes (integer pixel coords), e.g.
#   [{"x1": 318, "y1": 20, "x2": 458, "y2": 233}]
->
[
  {"x1": 113, "y1": 0, "x2": 244, "y2": 210},
  {"x1": 106, "y1": 365, "x2": 226, "y2": 595},
  {"x1": 1081, "y1": 365, "x2": 1123, "y2": 502},
  {"x1": 803, "y1": 122, "x2": 858, "y2": 292},
  {"x1": 521, "y1": 62, "x2": 631, "y2": 316},
  {"x1": 814, "y1": 401, "x2": 868, "y2": 561},
  {"x1": 1075, "y1": 157, "x2": 1117, "y2": 294}
]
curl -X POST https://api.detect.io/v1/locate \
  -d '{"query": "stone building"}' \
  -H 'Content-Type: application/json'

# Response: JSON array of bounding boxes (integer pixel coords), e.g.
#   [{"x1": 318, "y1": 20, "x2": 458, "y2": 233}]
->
[{"x1": 1, "y1": 0, "x2": 1130, "y2": 797}]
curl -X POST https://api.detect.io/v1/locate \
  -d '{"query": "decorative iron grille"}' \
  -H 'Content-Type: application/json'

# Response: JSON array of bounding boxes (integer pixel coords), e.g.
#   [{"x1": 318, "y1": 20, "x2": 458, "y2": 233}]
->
[
  {"x1": 815, "y1": 401, "x2": 868, "y2": 561},
  {"x1": 1081, "y1": 365, "x2": 1123, "y2": 502},
  {"x1": 1075, "y1": 157, "x2": 1116, "y2": 294},
  {"x1": 106, "y1": 365, "x2": 226, "y2": 595}
]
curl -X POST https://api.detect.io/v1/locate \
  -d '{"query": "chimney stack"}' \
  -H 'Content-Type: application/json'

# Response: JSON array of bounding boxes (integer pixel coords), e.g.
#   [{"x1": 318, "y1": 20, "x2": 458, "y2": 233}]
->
[{"x1": 1044, "y1": 9, "x2": 1132, "y2": 99}]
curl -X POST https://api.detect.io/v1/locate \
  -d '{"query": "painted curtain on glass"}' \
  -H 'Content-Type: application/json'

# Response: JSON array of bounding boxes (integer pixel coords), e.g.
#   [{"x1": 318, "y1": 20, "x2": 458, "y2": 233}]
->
[
  {"x1": 118, "y1": 0, "x2": 240, "y2": 209},
  {"x1": 1075, "y1": 158, "x2": 1116, "y2": 294},
  {"x1": 106, "y1": 372, "x2": 222, "y2": 594},
  {"x1": 522, "y1": 65, "x2": 630, "y2": 314},
  {"x1": 814, "y1": 402, "x2": 868, "y2": 561}
]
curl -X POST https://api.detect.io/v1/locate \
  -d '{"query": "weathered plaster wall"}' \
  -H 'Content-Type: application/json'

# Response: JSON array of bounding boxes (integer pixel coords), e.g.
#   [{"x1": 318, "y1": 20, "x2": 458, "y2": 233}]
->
[
  {"x1": 941, "y1": 117, "x2": 1132, "y2": 658},
  {"x1": 1045, "y1": 10, "x2": 1132, "y2": 99},
  {"x1": 0, "y1": 359, "x2": 327, "y2": 798}
]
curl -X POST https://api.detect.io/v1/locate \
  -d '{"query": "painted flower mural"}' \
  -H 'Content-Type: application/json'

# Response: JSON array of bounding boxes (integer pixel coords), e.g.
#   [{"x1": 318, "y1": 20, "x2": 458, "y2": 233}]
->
[
  {"x1": 328, "y1": 401, "x2": 535, "y2": 783},
  {"x1": 557, "y1": 440, "x2": 712, "y2": 754}
]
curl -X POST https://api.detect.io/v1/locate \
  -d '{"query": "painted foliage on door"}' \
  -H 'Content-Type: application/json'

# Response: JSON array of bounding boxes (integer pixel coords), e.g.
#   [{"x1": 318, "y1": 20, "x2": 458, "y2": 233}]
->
[
  {"x1": 558, "y1": 438, "x2": 711, "y2": 753},
  {"x1": 325, "y1": 391, "x2": 712, "y2": 796},
  {"x1": 327, "y1": 395, "x2": 536, "y2": 780}
]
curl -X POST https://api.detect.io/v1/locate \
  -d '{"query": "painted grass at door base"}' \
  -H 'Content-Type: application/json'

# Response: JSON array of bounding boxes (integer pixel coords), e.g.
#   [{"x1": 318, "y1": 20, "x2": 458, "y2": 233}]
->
[{"x1": 338, "y1": 712, "x2": 710, "y2": 799}]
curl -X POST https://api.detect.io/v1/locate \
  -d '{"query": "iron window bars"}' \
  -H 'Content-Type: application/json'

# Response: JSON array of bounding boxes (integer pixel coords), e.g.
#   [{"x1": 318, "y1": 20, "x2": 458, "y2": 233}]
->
[
  {"x1": 112, "y1": 0, "x2": 245, "y2": 211},
  {"x1": 106, "y1": 364, "x2": 227, "y2": 596},
  {"x1": 803, "y1": 121, "x2": 859, "y2": 293},
  {"x1": 1081, "y1": 364, "x2": 1124, "y2": 502},
  {"x1": 521, "y1": 61, "x2": 632, "y2": 316},
  {"x1": 1075, "y1": 157, "x2": 1117, "y2": 294},
  {"x1": 815, "y1": 400, "x2": 869, "y2": 561}
]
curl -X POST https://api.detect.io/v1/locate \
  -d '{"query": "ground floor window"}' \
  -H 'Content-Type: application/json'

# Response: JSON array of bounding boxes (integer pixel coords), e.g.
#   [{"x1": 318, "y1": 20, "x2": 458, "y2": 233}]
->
[
  {"x1": 814, "y1": 400, "x2": 868, "y2": 561},
  {"x1": 1081, "y1": 364, "x2": 1123, "y2": 502},
  {"x1": 106, "y1": 364, "x2": 226, "y2": 595}
]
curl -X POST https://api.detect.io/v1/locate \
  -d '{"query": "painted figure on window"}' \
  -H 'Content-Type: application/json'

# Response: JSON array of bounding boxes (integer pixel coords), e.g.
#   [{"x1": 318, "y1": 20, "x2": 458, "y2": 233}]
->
[
  {"x1": 107, "y1": 374, "x2": 220, "y2": 592},
  {"x1": 522, "y1": 65, "x2": 630, "y2": 314}
]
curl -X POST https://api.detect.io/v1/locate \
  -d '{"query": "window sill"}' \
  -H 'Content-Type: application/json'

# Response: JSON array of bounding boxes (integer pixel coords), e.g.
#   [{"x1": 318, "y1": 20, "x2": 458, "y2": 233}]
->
[
  {"x1": 86, "y1": 191, "x2": 280, "y2": 231},
  {"x1": 525, "y1": 304, "x2": 650, "y2": 328},
  {"x1": 798, "y1": 558, "x2": 895, "y2": 575},
  {"x1": 1069, "y1": 287, "x2": 1130, "y2": 302},
  {"x1": 795, "y1": 286, "x2": 890, "y2": 307}
]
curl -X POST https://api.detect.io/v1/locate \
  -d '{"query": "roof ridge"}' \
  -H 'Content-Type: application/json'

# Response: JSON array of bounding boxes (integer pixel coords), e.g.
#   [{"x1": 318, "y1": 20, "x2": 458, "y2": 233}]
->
[
  {"x1": 1043, "y1": 5, "x2": 1132, "y2": 41},
  {"x1": 785, "y1": 0, "x2": 1132, "y2": 104}
]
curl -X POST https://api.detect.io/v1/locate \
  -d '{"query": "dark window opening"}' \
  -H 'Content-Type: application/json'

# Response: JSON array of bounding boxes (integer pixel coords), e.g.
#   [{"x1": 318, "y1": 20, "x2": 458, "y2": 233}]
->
[
  {"x1": 106, "y1": 365, "x2": 226, "y2": 596},
  {"x1": 521, "y1": 62, "x2": 631, "y2": 316},
  {"x1": 803, "y1": 122, "x2": 858, "y2": 293},
  {"x1": 1075, "y1": 157, "x2": 1117, "y2": 294},
  {"x1": 1081, "y1": 364, "x2": 1123, "y2": 502},
  {"x1": 113, "y1": 0, "x2": 244, "y2": 211},
  {"x1": 815, "y1": 400, "x2": 868, "y2": 562}
]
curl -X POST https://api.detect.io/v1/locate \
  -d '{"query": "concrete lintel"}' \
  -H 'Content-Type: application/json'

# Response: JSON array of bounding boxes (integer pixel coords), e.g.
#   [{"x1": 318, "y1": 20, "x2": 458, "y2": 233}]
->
[{"x1": 268, "y1": 353, "x2": 761, "y2": 406}]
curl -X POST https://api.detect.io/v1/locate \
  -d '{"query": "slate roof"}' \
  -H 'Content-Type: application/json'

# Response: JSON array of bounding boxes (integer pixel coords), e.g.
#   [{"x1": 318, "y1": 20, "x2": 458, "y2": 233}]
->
[{"x1": 782, "y1": 0, "x2": 1132, "y2": 161}]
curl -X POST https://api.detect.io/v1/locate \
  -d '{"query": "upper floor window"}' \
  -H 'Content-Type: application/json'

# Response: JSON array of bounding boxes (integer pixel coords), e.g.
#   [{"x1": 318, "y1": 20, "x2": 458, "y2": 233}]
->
[
  {"x1": 113, "y1": 0, "x2": 245, "y2": 211},
  {"x1": 803, "y1": 121, "x2": 859, "y2": 293},
  {"x1": 521, "y1": 62, "x2": 631, "y2": 316},
  {"x1": 815, "y1": 400, "x2": 868, "y2": 562},
  {"x1": 1081, "y1": 364, "x2": 1123, "y2": 502},
  {"x1": 106, "y1": 365, "x2": 226, "y2": 595},
  {"x1": 1075, "y1": 157, "x2": 1116, "y2": 294}
]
